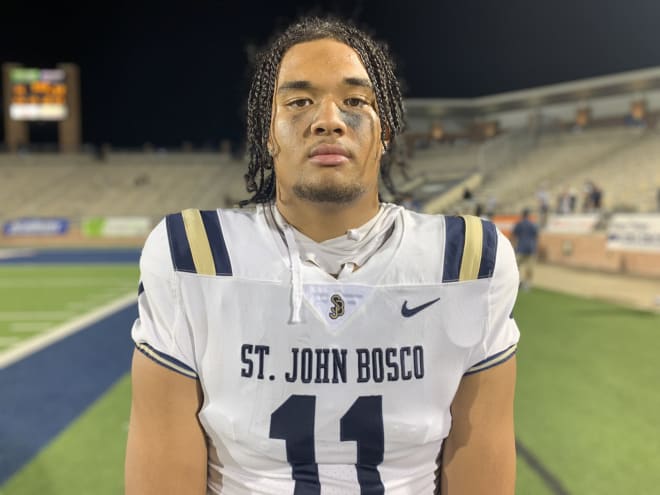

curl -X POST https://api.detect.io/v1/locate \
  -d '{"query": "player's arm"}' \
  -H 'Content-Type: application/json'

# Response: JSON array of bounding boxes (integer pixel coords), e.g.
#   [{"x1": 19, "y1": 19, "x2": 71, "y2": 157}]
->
[
  {"x1": 125, "y1": 349, "x2": 207, "y2": 495},
  {"x1": 440, "y1": 355, "x2": 517, "y2": 494}
]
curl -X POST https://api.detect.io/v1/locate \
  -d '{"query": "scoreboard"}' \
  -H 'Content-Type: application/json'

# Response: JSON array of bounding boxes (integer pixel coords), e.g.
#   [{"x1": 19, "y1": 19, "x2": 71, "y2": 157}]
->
[{"x1": 9, "y1": 68, "x2": 68, "y2": 121}]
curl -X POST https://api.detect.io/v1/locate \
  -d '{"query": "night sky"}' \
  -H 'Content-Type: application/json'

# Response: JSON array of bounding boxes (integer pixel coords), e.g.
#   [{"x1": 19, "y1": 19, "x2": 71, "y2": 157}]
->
[{"x1": 2, "y1": 0, "x2": 660, "y2": 148}]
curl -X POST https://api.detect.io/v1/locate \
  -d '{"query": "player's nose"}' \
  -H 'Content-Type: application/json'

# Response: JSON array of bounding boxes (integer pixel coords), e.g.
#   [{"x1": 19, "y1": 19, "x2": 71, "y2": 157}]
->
[{"x1": 311, "y1": 99, "x2": 347, "y2": 137}]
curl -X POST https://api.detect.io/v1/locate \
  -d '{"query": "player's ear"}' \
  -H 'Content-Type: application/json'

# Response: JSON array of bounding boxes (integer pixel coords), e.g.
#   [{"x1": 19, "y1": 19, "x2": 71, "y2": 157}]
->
[
  {"x1": 267, "y1": 135, "x2": 279, "y2": 158},
  {"x1": 267, "y1": 104, "x2": 280, "y2": 158}
]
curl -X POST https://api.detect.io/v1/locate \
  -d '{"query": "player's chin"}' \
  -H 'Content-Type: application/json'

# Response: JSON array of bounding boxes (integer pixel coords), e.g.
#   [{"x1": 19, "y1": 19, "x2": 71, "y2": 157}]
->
[{"x1": 292, "y1": 181, "x2": 365, "y2": 204}]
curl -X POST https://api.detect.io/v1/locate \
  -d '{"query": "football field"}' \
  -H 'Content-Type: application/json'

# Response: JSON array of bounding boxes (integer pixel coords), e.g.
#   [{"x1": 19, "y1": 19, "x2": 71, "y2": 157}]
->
[
  {"x1": 0, "y1": 264, "x2": 138, "y2": 356},
  {"x1": 1, "y1": 261, "x2": 659, "y2": 494}
]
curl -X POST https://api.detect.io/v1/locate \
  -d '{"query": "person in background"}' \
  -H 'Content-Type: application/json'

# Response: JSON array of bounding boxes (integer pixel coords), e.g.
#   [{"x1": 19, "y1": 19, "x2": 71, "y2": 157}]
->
[
  {"x1": 485, "y1": 194, "x2": 497, "y2": 218},
  {"x1": 512, "y1": 208, "x2": 539, "y2": 291},
  {"x1": 557, "y1": 186, "x2": 571, "y2": 214},
  {"x1": 535, "y1": 183, "x2": 550, "y2": 227},
  {"x1": 568, "y1": 186, "x2": 578, "y2": 213}
]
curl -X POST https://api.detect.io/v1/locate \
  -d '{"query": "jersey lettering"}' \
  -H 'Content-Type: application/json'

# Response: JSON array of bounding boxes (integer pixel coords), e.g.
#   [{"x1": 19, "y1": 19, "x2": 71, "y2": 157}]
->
[{"x1": 240, "y1": 345, "x2": 425, "y2": 384}]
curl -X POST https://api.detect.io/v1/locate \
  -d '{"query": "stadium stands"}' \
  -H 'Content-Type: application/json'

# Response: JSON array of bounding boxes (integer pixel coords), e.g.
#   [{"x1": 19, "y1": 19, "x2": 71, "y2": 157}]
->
[
  {"x1": 433, "y1": 126, "x2": 660, "y2": 215},
  {"x1": 0, "y1": 152, "x2": 247, "y2": 223},
  {"x1": 0, "y1": 124, "x2": 658, "y2": 228}
]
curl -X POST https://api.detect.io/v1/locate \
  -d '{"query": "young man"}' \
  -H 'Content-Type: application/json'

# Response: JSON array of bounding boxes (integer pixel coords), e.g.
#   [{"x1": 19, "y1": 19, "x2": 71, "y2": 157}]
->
[
  {"x1": 125, "y1": 16, "x2": 520, "y2": 495},
  {"x1": 512, "y1": 208, "x2": 539, "y2": 291}
]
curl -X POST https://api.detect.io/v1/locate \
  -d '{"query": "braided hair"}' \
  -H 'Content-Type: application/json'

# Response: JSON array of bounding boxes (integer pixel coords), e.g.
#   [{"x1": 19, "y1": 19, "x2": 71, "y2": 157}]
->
[{"x1": 241, "y1": 16, "x2": 406, "y2": 205}]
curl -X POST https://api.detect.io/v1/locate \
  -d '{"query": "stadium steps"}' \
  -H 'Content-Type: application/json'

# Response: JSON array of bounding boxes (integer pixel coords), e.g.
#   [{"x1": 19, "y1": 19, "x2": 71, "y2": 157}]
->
[
  {"x1": 465, "y1": 127, "x2": 647, "y2": 214},
  {"x1": 504, "y1": 127, "x2": 660, "y2": 214}
]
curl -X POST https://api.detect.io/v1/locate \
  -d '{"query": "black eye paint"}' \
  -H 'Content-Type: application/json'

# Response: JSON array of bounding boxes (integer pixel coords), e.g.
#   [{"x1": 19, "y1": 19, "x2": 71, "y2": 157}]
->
[
  {"x1": 290, "y1": 111, "x2": 305, "y2": 126},
  {"x1": 338, "y1": 108, "x2": 362, "y2": 130}
]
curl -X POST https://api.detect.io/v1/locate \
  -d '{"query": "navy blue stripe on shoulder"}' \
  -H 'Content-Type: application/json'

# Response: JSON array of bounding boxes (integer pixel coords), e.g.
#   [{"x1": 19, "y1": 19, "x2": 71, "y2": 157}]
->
[
  {"x1": 137, "y1": 281, "x2": 144, "y2": 296},
  {"x1": 443, "y1": 215, "x2": 465, "y2": 283},
  {"x1": 135, "y1": 342, "x2": 198, "y2": 379},
  {"x1": 478, "y1": 219, "x2": 498, "y2": 279},
  {"x1": 165, "y1": 212, "x2": 196, "y2": 273},
  {"x1": 199, "y1": 210, "x2": 233, "y2": 276},
  {"x1": 464, "y1": 344, "x2": 517, "y2": 375}
]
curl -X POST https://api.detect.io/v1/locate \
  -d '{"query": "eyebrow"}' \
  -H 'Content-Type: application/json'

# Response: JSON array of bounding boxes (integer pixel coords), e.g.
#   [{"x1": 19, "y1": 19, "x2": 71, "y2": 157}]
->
[
  {"x1": 344, "y1": 77, "x2": 372, "y2": 89},
  {"x1": 278, "y1": 80, "x2": 313, "y2": 91},
  {"x1": 277, "y1": 77, "x2": 373, "y2": 92}
]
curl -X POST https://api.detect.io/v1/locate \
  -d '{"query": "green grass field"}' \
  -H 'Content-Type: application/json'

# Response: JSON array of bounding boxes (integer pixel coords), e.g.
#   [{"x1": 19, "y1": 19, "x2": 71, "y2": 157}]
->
[
  {"x1": 0, "y1": 264, "x2": 138, "y2": 354},
  {"x1": 513, "y1": 288, "x2": 660, "y2": 494},
  {"x1": 1, "y1": 267, "x2": 659, "y2": 494}
]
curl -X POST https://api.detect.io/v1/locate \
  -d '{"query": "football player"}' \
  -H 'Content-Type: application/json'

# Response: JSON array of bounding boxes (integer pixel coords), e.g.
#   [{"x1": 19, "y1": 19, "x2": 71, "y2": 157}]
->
[{"x1": 125, "y1": 16, "x2": 520, "y2": 494}]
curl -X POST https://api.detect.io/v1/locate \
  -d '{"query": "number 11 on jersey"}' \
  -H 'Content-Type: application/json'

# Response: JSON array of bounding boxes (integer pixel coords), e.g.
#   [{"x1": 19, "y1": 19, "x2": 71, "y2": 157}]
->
[{"x1": 270, "y1": 395, "x2": 385, "y2": 494}]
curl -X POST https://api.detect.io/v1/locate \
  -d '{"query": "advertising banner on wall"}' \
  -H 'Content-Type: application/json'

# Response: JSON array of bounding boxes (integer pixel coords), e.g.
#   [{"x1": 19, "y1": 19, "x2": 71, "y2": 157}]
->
[
  {"x1": 545, "y1": 213, "x2": 600, "y2": 234},
  {"x1": 82, "y1": 217, "x2": 151, "y2": 238},
  {"x1": 3, "y1": 218, "x2": 69, "y2": 236},
  {"x1": 607, "y1": 214, "x2": 660, "y2": 252}
]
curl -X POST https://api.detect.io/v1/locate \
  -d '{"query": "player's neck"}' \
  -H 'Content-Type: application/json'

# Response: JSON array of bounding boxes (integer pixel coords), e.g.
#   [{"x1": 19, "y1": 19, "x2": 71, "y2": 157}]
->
[{"x1": 275, "y1": 194, "x2": 381, "y2": 242}]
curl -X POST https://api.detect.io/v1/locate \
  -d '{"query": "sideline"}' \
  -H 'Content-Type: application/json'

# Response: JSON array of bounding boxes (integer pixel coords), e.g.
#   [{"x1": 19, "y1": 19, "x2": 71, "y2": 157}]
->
[
  {"x1": 0, "y1": 293, "x2": 137, "y2": 369},
  {"x1": 0, "y1": 303, "x2": 137, "y2": 485},
  {"x1": 0, "y1": 249, "x2": 37, "y2": 260},
  {"x1": 516, "y1": 439, "x2": 572, "y2": 495},
  {"x1": 533, "y1": 263, "x2": 660, "y2": 313}
]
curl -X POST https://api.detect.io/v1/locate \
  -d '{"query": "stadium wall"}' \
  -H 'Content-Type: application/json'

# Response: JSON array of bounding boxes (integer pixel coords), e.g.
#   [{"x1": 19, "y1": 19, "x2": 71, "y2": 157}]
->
[
  {"x1": 6, "y1": 227, "x2": 658, "y2": 279},
  {"x1": 539, "y1": 232, "x2": 660, "y2": 278},
  {"x1": 0, "y1": 227, "x2": 146, "y2": 248}
]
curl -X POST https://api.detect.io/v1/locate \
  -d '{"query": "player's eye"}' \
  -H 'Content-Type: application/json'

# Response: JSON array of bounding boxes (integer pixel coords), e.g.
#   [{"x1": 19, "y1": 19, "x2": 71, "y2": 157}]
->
[
  {"x1": 345, "y1": 97, "x2": 368, "y2": 108},
  {"x1": 287, "y1": 98, "x2": 312, "y2": 108}
]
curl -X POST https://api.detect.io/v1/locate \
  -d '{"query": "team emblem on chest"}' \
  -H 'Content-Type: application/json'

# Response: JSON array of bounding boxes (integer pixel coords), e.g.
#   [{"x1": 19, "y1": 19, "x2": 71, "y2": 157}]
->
[{"x1": 328, "y1": 294, "x2": 345, "y2": 320}]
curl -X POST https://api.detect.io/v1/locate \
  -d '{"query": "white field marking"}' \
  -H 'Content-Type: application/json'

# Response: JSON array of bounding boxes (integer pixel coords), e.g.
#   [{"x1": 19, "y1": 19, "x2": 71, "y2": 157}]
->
[
  {"x1": 0, "y1": 292, "x2": 137, "y2": 369},
  {"x1": 9, "y1": 322, "x2": 54, "y2": 332},
  {"x1": 0, "y1": 311, "x2": 72, "y2": 321},
  {"x1": 0, "y1": 248, "x2": 36, "y2": 260}
]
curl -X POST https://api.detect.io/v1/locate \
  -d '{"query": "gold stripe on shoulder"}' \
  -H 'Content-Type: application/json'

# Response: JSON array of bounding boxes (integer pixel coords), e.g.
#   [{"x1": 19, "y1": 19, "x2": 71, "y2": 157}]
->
[
  {"x1": 459, "y1": 215, "x2": 483, "y2": 281},
  {"x1": 181, "y1": 208, "x2": 216, "y2": 276}
]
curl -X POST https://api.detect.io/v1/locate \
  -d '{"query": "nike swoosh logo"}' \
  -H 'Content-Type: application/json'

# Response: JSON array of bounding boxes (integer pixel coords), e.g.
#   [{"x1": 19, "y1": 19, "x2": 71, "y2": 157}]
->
[{"x1": 401, "y1": 297, "x2": 441, "y2": 317}]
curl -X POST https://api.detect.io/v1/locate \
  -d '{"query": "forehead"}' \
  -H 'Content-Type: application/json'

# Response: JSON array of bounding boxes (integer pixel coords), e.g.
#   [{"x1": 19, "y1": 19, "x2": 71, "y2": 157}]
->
[{"x1": 277, "y1": 38, "x2": 370, "y2": 85}]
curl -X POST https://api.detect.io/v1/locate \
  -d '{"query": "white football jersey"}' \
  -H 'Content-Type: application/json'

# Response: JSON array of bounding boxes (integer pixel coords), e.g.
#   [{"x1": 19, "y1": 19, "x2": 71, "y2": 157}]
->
[{"x1": 132, "y1": 204, "x2": 520, "y2": 494}]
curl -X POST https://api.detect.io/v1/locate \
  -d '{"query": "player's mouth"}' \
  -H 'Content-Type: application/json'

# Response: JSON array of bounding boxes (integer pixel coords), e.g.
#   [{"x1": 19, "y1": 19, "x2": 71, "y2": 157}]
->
[{"x1": 308, "y1": 144, "x2": 351, "y2": 165}]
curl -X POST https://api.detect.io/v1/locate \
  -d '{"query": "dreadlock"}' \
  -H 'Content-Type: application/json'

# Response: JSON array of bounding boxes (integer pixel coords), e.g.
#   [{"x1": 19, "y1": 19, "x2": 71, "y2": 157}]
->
[{"x1": 240, "y1": 15, "x2": 406, "y2": 206}]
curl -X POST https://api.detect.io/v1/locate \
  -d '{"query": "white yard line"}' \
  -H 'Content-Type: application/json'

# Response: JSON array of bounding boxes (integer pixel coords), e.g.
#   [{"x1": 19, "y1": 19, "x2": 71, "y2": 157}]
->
[
  {"x1": 0, "y1": 292, "x2": 137, "y2": 369},
  {"x1": 0, "y1": 248, "x2": 36, "y2": 260}
]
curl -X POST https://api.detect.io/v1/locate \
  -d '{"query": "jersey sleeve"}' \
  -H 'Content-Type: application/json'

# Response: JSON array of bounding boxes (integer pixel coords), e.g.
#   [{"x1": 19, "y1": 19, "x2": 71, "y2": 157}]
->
[
  {"x1": 465, "y1": 227, "x2": 520, "y2": 374},
  {"x1": 131, "y1": 218, "x2": 198, "y2": 379}
]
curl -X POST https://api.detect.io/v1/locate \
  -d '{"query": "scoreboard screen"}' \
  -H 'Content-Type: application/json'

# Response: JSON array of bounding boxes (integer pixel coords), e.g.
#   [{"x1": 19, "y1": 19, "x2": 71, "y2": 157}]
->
[{"x1": 9, "y1": 68, "x2": 68, "y2": 121}]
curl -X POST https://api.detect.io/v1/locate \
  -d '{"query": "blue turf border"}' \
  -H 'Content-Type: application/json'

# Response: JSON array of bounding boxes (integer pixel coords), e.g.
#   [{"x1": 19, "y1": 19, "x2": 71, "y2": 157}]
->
[
  {"x1": 0, "y1": 248, "x2": 141, "y2": 265},
  {"x1": 0, "y1": 304, "x2": 137, "y2": 485}
]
